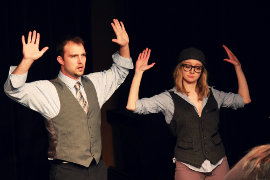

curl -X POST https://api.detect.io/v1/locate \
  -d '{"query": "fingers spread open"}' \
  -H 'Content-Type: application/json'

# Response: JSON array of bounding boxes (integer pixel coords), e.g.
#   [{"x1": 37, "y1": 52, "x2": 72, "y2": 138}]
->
[
  {"x1": 120, "y1": 21, "x2": 125, "y2": 31},
  {"x1": 31, "y1": 30, "x2": 37, "y2": 44},
  {"x1": 22, "y1": 35, "x2": 26, "y2": 45},
  {"x1": 223, "y1": 45, "x2": 235, "y2": 58},
  {"x1": 27, "y1": 31, "x2": 32, "y2": 43},
  {"x1": 146, "y1": 49, "x2": 151, "y2": 60},
  {"x1": 113, "y1": 19, "x2": 121, "y2": 30},
  {"x1": 111, "y1": 22, "x2": 117, "y2": 32},
  {"x1": 36, "y1": 33, "x2": 40, "y2": 46}
]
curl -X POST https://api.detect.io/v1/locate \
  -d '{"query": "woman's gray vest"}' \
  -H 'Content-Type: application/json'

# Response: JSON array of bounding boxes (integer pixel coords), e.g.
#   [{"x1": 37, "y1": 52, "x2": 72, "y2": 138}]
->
[
  {"x1": 169, "y1": 90, "x2": 225, "y2": 168},
  {"x1": 45, "y1": 77, "x2": 101, "y2": 167}
]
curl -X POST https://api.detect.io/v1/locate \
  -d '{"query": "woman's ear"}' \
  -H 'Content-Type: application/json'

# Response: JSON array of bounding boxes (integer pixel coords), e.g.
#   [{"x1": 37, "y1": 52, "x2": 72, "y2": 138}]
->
[{"x1": 57, "y1": 56, "x2": 64, "y2": 65}]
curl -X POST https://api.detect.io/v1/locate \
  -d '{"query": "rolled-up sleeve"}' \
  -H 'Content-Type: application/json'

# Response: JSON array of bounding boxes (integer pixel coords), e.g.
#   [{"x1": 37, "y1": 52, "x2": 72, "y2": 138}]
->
[
  {"x1": 135, "y1": 91, "x2": 174, "y2": 124},
  {"x1": 87, "y1": 52, "x2": 133, "y2": 108},
  {"x1": 112, "y1": 51, "x2": 133, "y2": 69},
  {"x1": 4, "y1": 66, "x2": 28, "y2": 92},
  {"x1": 211, "y1": 87, "x2": 245, "y2": 110},
  {"x1": 4, "y1": 66, "x2": 60, "y2": 119}
]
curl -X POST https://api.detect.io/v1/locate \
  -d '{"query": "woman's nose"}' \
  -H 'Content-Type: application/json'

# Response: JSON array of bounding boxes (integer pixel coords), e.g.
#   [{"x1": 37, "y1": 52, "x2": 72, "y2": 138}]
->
[{"x1": 190, "y1": 67, "x2": 195, "y2": 73}]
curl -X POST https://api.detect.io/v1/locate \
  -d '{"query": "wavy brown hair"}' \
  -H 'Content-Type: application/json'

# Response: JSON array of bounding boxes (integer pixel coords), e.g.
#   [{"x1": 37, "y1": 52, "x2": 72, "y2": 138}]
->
[
  {"x1": 173, "y1": 61, "x2": 209, "y2": 100},
  {"x1": 242, "y1": 144, "x2": 270, "y2": 179}
]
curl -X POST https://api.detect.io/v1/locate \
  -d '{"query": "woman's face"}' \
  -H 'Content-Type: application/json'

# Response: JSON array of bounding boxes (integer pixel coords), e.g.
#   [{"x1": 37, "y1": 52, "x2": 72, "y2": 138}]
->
[{"x1": 181, "y1": 59, "x2": 203, "y2": 84}]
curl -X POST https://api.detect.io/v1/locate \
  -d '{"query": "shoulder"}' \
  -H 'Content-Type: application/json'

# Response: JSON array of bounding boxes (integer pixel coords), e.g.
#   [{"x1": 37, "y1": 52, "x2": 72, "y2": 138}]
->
[
  {"x1": 35, "y1": 79, "x2": 55, "y2": 87},
  {"x1": 81, "y1": 75, "x2": 92, "y2": 83},
  {"x1": 49, "y1": 78, "x2": 65, "y2": 90},
  {"x1": 209, "y1": 86, "x2": 224, "y2": 97},
  {"x1": 138, "y1": 89, "x2": 173, "y2": 104},
  {"x1": 209, "y1": 86, "x2": 219, "y2": 92},
  {"x1": 154, "y1": 88, "x2": 174, "y2": 99}
]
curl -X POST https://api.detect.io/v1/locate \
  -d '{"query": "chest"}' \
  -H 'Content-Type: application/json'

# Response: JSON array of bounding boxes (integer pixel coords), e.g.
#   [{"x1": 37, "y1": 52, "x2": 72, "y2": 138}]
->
[{"x1": 187, "y1": 94, "x2": 203, "y2": 117}]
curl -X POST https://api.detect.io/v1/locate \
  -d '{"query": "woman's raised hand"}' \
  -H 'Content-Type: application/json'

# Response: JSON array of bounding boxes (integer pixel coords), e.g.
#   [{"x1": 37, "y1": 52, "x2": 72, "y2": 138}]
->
[
  {"x1": 135, "y1": 48, "x2": 155, "y2": 73},
  {"x1": 223, "y1": 45, "x2": 241, "y2": 67}
]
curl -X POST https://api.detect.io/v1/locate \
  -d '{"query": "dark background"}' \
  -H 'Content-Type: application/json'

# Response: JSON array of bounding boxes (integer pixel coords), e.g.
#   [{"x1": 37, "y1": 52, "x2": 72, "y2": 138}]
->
[{"x1": 1, "y1": 0, "x2": 269, "y2": 179}]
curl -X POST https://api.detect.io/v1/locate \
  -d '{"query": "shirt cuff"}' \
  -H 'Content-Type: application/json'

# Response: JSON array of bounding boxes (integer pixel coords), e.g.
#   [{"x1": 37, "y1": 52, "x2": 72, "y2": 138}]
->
[
  {"x1": 112, "y1": 51, "x2": 134, "y2": 69},
  {"x1": 9, "y1": 66, "x2": 28, "y2": 89},
  {"x1": 235, "y1": 94, "x2": 245, "y2": 108},
  {"x1": 134, "y1": 100, "x2": 142, "y2": 114}
]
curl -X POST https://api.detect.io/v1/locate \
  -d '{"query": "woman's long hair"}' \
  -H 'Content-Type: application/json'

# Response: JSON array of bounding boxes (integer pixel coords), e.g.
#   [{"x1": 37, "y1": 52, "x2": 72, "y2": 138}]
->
[
  {"x1": 242, "y1": 144, "x2": 270, "y2": 179},
  {"x1": 173, "y1": 61, "x2": 209, "y2": 100}
]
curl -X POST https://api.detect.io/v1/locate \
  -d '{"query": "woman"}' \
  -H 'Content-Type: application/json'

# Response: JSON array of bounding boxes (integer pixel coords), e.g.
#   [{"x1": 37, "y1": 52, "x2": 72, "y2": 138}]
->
[
  {"x1": 224, "y1": 144, "x2": 270, "y2": 180},
  {"x1": 126, "y1": 45, "x2": 251, "y2": 180}
]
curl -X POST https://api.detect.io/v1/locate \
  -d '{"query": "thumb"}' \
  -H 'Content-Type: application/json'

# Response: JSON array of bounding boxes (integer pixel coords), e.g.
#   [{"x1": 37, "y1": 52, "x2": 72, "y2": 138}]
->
[
  {"x1": 39, "y1": 46, "x2": 49, "y2": 56},
  {"x1": 40, "y1": 47, "x2": 49, "y2": 55},
  {"x1": 112, "y1": 39, "x2": 118, "y2": 43},
  {"x1": 146, "y1": 63, "x2": 156, "y2": 70}
]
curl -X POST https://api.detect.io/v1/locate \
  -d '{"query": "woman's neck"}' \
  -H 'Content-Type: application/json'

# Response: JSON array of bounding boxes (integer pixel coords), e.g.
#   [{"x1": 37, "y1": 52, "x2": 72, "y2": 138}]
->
[{"x1": 183, "y1": 81, "x2": 197, "y2": 93}]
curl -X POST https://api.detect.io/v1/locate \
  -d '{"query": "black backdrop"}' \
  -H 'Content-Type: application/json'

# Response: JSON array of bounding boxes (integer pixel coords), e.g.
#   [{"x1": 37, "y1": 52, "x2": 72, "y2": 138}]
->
[{"x1": 1, "y1": 0, "x2": 270, "y2": 179}]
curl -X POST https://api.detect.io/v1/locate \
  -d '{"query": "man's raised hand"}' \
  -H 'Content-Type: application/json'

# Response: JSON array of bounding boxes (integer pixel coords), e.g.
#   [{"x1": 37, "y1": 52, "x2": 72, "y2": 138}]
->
[
  {"x1": 111, "y1": 19, "x2": 129, "y2": 47},
  {"x1": 22, "y1": 30, "x2": 49, "y2": 62}
]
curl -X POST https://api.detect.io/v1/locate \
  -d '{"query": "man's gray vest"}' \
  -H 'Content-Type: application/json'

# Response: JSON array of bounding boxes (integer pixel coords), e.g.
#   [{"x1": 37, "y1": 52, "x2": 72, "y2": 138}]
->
[
  {"x1": 45, "y1": 77, "x2": 101, "y2": 167},
  {"x1": 169, "y1": 90, "x2": 225, "y2": 168}
]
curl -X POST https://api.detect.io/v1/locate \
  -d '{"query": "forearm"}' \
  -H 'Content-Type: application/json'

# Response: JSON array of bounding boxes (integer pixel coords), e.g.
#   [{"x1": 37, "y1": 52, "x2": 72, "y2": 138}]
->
[
  {"x1": 87, "y1": 53, "x2": 133, "y2": 107},
  {"x1": 119, "y1": 44, "x2": 130, "y2": 58},
  {"x1": 12, "y1": 58, "x2": 34, "y2": 75},
  {"x1": 235, "y1": 66, "x2": 251, "y2": 104},
  {"x1": 4, "y1": 76, "x2": 59, "y2": 119},
  {"x1": 126, "y1": 71, "x2": 143, "y2": 111}
]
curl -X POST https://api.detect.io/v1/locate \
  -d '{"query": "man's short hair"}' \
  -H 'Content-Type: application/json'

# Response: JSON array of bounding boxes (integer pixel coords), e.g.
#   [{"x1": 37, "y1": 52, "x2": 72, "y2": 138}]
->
[{"x1": 56, "y1": 36, "x2": 85, "y2": 57}]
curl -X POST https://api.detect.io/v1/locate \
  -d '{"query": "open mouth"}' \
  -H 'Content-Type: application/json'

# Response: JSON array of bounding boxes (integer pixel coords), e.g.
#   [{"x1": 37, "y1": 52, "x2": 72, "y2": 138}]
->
[{"x1": 77, "y1": 67, "x2": 84, "y2": 71}]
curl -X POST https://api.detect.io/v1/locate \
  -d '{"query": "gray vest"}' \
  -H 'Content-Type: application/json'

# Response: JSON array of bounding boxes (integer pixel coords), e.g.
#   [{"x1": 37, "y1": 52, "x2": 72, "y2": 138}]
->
[
  {"x1": 169, "y1": 90, "x2": 225, "y2": 168},
  {"x1": 45, "y1": 77, "x2": 101, "y2": 167}
]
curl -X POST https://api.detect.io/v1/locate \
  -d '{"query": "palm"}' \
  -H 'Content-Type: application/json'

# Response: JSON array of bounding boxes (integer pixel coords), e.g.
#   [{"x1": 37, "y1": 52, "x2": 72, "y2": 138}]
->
[
  {"x1": 223, "y1": 45, "x2": 241, "y2": 66},
  {"x1": 116, "y1": 30, "x2": 129, "y2": 46},
  {"x1": 111, "y1": 19, "x2": 129, "y2": 46},
  {"x1": 136, "y1": 48, "x2": 155, "y2": 72},
  {"x1": 22, "y1": 30, "x2": 48, "y2": 61},
  {"x1": 23, "y1": 43, "x2": 43, "y2": 60}
]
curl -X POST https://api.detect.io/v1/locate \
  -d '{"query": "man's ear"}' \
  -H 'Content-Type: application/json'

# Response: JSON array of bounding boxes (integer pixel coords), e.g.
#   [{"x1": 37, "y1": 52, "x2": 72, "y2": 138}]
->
[{"x1": 57, "y1": 56, "x2": 64, "y2": 65}]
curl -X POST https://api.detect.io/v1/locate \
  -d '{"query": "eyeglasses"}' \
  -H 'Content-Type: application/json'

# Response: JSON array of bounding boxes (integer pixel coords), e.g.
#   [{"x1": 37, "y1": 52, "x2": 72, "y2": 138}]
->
[{"x1": 182, "y1": 64, "x2": 203, "y2": 73}]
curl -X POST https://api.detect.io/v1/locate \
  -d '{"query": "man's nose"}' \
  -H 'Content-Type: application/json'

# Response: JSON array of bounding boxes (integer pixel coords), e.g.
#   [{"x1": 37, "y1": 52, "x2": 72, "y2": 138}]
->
[{"x1": 77, "y1": 56, "x2": 82, "y2": 63}]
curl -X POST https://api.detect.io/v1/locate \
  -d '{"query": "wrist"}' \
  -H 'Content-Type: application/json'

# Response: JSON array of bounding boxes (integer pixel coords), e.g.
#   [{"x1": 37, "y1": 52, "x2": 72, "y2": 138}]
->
[
  {"x1": 20, "y1": 58, "x2": 35, "y2": 69},
  {"x1": 120, "y1": 43, "x2": 129, "y2": 49},
  {"x1": 135, "y1": 70, "x2": 144, "y2": 76},
  {"x1": 234, "y1": 64, "x2": 242, "y2": 70},
  {"x1": 22, "y1": 58, "x2": 35, "y2": 64},
  {"x1": 119, "y1": 44, "x2": 130, "y2": 58}
]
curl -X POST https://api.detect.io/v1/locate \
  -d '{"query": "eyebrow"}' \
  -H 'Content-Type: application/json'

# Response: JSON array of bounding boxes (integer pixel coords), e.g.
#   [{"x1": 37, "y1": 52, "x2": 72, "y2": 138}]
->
[
  {"x1": 69, "y1": 53, "x2": 87, "y2": 56},
  {"x1": 184, "y1": 63, "x2": 202, "y2": 66}
]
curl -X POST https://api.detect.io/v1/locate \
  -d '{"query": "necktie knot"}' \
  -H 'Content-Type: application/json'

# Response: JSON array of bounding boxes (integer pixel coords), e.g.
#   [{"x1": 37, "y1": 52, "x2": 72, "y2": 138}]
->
[
  {"x1": 74, "y1": 81, "x2": 88, "y2": 113},
  {"x1": 74, "y1": 82, "x2": 81, "y2": 91}
]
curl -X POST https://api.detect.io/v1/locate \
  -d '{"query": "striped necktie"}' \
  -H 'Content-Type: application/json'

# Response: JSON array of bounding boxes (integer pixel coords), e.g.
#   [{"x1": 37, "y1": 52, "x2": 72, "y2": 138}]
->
[{"x1": 74, "y1": 82, "x2": 89, "y2": 113}]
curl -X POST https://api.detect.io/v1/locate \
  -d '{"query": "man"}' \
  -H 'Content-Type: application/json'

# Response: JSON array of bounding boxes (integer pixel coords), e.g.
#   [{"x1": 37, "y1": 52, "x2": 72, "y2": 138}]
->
[{"x1": 4, "y1": 19, "x2": 133, "y2": 180}]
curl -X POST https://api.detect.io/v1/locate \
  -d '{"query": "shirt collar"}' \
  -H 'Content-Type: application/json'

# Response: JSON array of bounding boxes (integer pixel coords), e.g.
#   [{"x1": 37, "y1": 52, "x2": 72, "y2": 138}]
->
[
  {"x1": 171, "y1": 87, "x2": 208, "y2": 107},
  {"x1": 58, "y1": 71, "x2": 83, "y2": 89}
]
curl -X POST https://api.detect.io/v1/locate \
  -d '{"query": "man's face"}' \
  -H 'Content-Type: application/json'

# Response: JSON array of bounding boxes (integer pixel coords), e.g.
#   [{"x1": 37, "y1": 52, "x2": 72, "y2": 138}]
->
[{"x1": 58, "y1": 41, "x2": 86, "y2": 80}]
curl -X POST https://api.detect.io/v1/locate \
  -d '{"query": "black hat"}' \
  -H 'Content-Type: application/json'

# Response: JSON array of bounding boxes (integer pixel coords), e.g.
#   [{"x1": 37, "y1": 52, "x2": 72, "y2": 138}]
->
[{"x1": 178, "y1": 47, "x2": 206, "y2": 65}]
